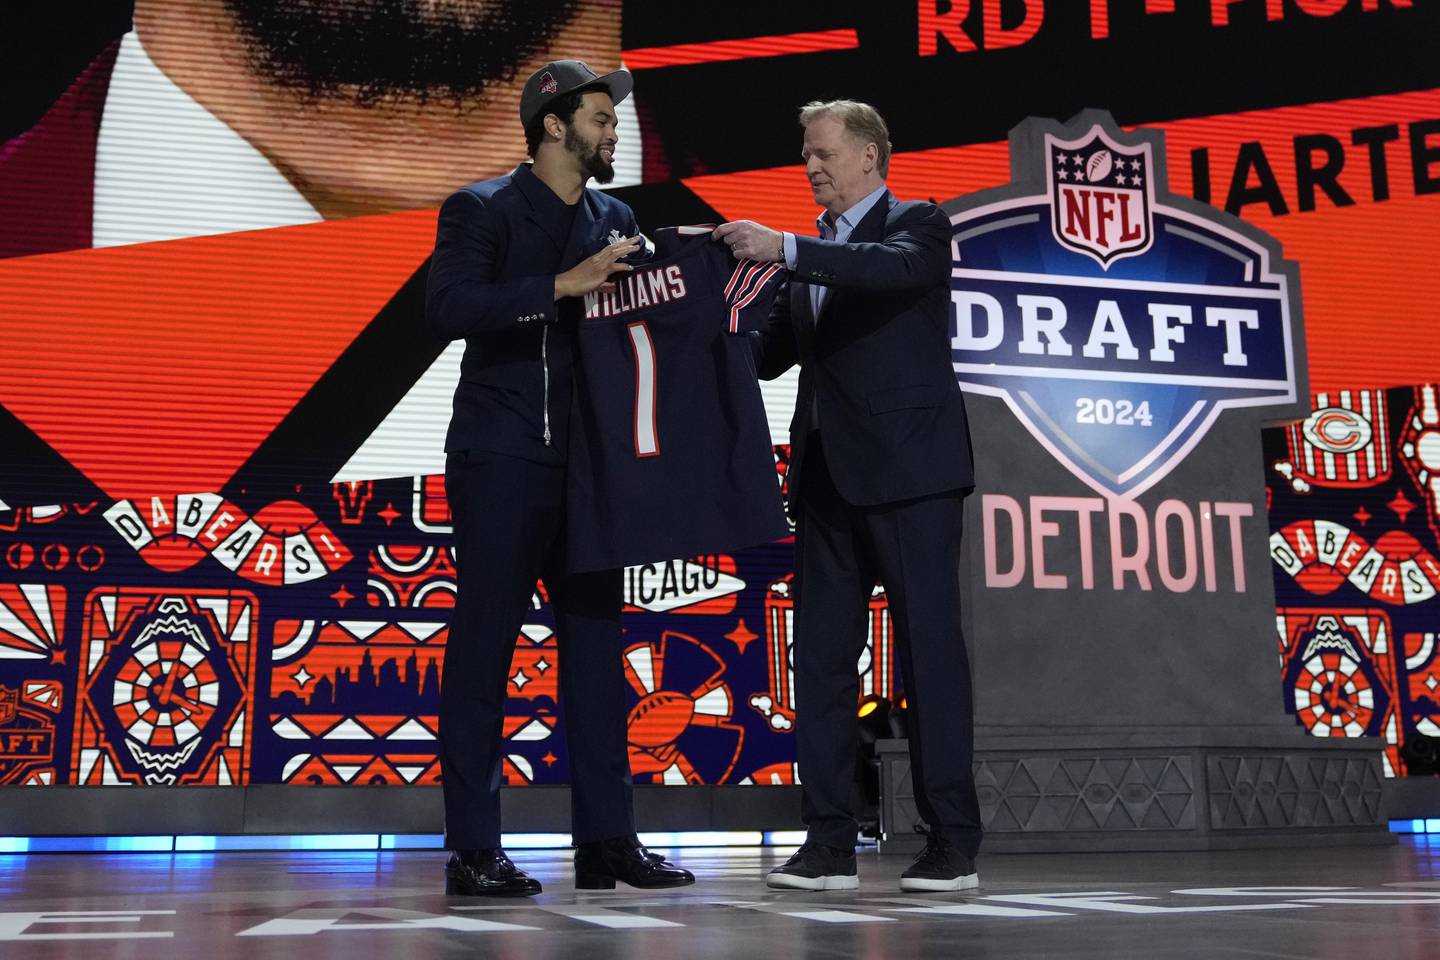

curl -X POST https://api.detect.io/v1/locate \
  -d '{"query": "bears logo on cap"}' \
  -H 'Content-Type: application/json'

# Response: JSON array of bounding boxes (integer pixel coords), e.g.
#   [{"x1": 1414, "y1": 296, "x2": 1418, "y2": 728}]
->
[{"x1": 539, "y1": 72, "x2": 558, "y2": 95}]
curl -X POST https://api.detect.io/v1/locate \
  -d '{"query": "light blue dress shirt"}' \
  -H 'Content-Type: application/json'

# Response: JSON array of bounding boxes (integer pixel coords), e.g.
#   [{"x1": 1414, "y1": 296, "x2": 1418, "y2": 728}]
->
[
  {"x1": 780, "y1": 183, "x2": 889, "y2": 430},
  {"x1": 782, "y1": 182, "x2": 889, "y2": 322}
]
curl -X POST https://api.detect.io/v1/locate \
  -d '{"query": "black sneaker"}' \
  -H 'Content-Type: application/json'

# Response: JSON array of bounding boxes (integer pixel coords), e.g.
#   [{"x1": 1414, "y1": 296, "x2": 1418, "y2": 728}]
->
[
  {"x1": 899, "y1": 831, "x2": 979, "y2": 892},
  {"x1": 765, "y1": 841, "x2": 858, "y2": 890}
]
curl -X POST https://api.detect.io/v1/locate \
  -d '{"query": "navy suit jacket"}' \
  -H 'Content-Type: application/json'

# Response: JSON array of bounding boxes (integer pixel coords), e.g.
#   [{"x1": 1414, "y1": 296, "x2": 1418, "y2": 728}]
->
[
  {"x1": 753, "y1": 191, "x2": 974, "y2": 507},
  {"x1": 426, "y1": 163, "x2": 640, "y2": 461}
]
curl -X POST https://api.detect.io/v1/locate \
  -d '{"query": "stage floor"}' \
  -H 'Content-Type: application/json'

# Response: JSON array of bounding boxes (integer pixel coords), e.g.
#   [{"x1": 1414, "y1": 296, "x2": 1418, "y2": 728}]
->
[{"x1": 3, "y1": 838, "x2": 1438, "y2": 957}]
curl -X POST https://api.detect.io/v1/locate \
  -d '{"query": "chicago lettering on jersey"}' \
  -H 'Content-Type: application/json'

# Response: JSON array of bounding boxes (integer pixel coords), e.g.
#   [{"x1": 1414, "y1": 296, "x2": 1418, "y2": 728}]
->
[{"x1": 584, "y1": 263, "x2": 689, "y2": 319}]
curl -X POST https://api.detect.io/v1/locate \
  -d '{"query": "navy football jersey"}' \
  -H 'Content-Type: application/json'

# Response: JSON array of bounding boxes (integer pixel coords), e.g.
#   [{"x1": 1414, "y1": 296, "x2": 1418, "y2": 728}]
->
[{"x1": 566, "y1": 226, "x2": 789, "y2": 572}]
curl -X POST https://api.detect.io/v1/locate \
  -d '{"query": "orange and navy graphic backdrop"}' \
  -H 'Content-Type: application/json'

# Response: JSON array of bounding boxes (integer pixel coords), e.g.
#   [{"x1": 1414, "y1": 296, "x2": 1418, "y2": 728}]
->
[
  {"x1": 1266, "y1": 385, "x2": 1440, "y2": 777},
  {"x1": 1, "y1": 1, "x2": 1438, "y2": 784}
]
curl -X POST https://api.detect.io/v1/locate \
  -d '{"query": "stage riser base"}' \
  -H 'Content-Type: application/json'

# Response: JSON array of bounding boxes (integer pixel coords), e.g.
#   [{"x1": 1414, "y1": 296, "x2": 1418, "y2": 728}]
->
[
  {"x1": 880, "y1": 735, "x2": 1392, "y2": 853},
  {"x1": 0, "y1": 740, "x2": 1406, "y2": 852}
]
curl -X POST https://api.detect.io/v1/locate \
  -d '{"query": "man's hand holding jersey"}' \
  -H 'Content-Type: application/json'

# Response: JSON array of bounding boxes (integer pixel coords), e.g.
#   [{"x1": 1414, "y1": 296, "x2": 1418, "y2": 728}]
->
[
  {"x1": 713, "y1": 220, "x2": 785, "y2": 263},
  {"x1": 556, "y1": 234, "x2": 644, "y2": 300}
]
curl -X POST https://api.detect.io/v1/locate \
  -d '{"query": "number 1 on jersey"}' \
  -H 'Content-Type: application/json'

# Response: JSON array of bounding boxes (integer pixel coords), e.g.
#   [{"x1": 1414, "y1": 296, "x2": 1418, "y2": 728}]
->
[{"x1": 627, "y1": 321, "x2": 660, "y2": 457}]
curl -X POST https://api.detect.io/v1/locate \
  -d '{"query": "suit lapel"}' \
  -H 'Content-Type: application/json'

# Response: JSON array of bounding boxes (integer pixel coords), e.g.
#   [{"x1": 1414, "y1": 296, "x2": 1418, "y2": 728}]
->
[
  {"x1": 812, "y1": 190, "x2": 895, "y2": 327},
  {"x1": 513, "y1": 164, "x2": 573, "y2": 256},
  {"x1": 811, "y1": 278, "x2": 831, "y2": 327},
  {"x1": 794, "y1": 281, "x2": 815, "y2": 349},
  {"x1": 850, "y1": 189, "x2": 895, "y2": 244},
  {"x1": 525, "y1": 207, "x2": 569, "y2": 255}
]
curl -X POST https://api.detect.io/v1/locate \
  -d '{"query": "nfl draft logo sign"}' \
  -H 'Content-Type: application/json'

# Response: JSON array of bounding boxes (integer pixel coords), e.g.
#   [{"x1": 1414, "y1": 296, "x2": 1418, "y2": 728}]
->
[{"x1": 950, "y1": 111, "x2": 1303, "y2": 498}]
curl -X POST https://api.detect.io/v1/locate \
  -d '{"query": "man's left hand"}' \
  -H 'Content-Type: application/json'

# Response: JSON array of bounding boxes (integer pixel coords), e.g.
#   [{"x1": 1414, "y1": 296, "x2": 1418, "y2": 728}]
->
[{"x1": 714, "y1": 220, "x2": 784, "y2": 263}]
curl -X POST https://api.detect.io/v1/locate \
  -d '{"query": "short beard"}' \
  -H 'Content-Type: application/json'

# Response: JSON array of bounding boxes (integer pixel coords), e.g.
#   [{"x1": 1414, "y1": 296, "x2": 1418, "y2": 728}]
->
[
  {"x1": 564, "y1": 124, "x2": 614, "y2": 184},
  {"x1": 222, "y1": 0, "x2": 579, "y2": 105}
]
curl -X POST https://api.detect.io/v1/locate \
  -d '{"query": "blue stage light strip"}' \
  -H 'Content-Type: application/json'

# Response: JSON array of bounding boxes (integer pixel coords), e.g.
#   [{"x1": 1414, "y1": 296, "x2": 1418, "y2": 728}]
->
[
  {"x1": 763, "y1": 830, "x2": 809, "y2": 846},
  {"x1": 11, "y1": 826, "x2": 1431, "y2": 851},
  {"x1": 175, "y1": 834, "x2": 384, "y2": 852},
  {"x1": 379, "y1": 834, "x2": 446, "y2": 850},
  {"x1": 0, "y1": 831, "x2": 807, "y2": 854},
  {"x1": 639, "y1": 831, "x2": 765, "y2": 848},
  {"x1": 0, "y1": 836, "x2": 176, "y2": 853},
  {"x1": 1388, "y1": 819, "x2": 1440, "y2": 834},
  {"x1": 504, "y1": 833, "x2": 575, "y2": 849}
]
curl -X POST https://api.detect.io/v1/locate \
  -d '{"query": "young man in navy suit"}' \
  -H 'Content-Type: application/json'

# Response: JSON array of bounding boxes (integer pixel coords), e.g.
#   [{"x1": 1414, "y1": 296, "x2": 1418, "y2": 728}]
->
[
  {"x1": 717, "y1": 100, "x2": 983, "y2": 892},
  {"x1": 426, "y1": 60, "x2": 693, "y2": 897}
]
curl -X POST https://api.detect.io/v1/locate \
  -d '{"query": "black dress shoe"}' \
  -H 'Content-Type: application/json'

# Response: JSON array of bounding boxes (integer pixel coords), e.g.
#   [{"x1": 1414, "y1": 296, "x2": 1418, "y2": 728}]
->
[
  {"x1": 899, "y1": 831, "x2": 979, "y2": 892},
  {"x1": 765, "y1": 841, "x2": 858, "y2": 890},
  {"x1": 445, "y1": 849, "x2": 542, "y2": 896},
  {"x1": 574, "y1": 835, "x2": 695, "y2": 889}
]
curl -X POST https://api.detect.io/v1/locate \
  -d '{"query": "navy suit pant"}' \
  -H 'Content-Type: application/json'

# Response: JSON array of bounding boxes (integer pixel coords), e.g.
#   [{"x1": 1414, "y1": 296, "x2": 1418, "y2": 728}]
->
[
  {"x1": 793, "y1": 435, "x2": 982, "y2": 856},
  {"x1": 440, "y1": 449, "x2": 635, "y2": 849}
]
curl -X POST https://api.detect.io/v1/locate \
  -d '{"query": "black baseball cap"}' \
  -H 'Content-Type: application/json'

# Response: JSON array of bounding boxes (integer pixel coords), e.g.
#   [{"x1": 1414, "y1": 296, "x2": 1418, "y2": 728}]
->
[{"x1": 520, "y1": 60, "x2": 634, "y2": 129}]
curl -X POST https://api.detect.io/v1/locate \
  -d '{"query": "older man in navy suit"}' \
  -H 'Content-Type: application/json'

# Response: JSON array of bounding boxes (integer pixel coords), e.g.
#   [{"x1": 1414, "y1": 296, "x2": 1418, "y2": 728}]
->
[
  {"x1": 717, "y1": 100, "x2": 982, "y2": 892},
  {"x1": 426, "y1": 60, "x2": 692, "y2": 897}
]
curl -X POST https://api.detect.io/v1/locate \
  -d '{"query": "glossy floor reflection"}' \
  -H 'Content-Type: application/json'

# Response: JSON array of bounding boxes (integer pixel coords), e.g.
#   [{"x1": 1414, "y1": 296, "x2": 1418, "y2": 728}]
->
[{"x1": 2, "y1": 838, "x2": 1439, "y2": 957}]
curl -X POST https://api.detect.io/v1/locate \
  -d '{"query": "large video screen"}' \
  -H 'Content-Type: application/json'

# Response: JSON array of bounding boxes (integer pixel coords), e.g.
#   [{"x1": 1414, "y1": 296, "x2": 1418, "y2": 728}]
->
[{"x1": 0, "y1": 0, "x2": 1435, "y2": 786}]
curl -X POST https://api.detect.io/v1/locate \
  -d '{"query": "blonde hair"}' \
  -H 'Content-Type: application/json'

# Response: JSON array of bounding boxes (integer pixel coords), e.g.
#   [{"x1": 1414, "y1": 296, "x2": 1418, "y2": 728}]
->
[{"x1": 798, "y1": 100, "x2": 892, "y2": 178}]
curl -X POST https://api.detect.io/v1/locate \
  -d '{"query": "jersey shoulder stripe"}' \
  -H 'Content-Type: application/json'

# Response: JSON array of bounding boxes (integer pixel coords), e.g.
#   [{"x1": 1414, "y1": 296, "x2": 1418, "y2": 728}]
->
[{"x1": 728, "y1": 263, "x2": 784, "y2": 333}]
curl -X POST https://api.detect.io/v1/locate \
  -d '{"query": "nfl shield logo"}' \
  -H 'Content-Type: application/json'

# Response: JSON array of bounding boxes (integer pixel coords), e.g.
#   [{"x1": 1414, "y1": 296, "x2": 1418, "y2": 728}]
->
[
  {"x1": 539, "y1": 72, "x2": 558, "y2": 95},
  {"x1": 0, "y1": 686, "x2": 16, "y2": 725},
  {"x1": 1047, "y1": 129, "x2": 1153, "y2": 269}
]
